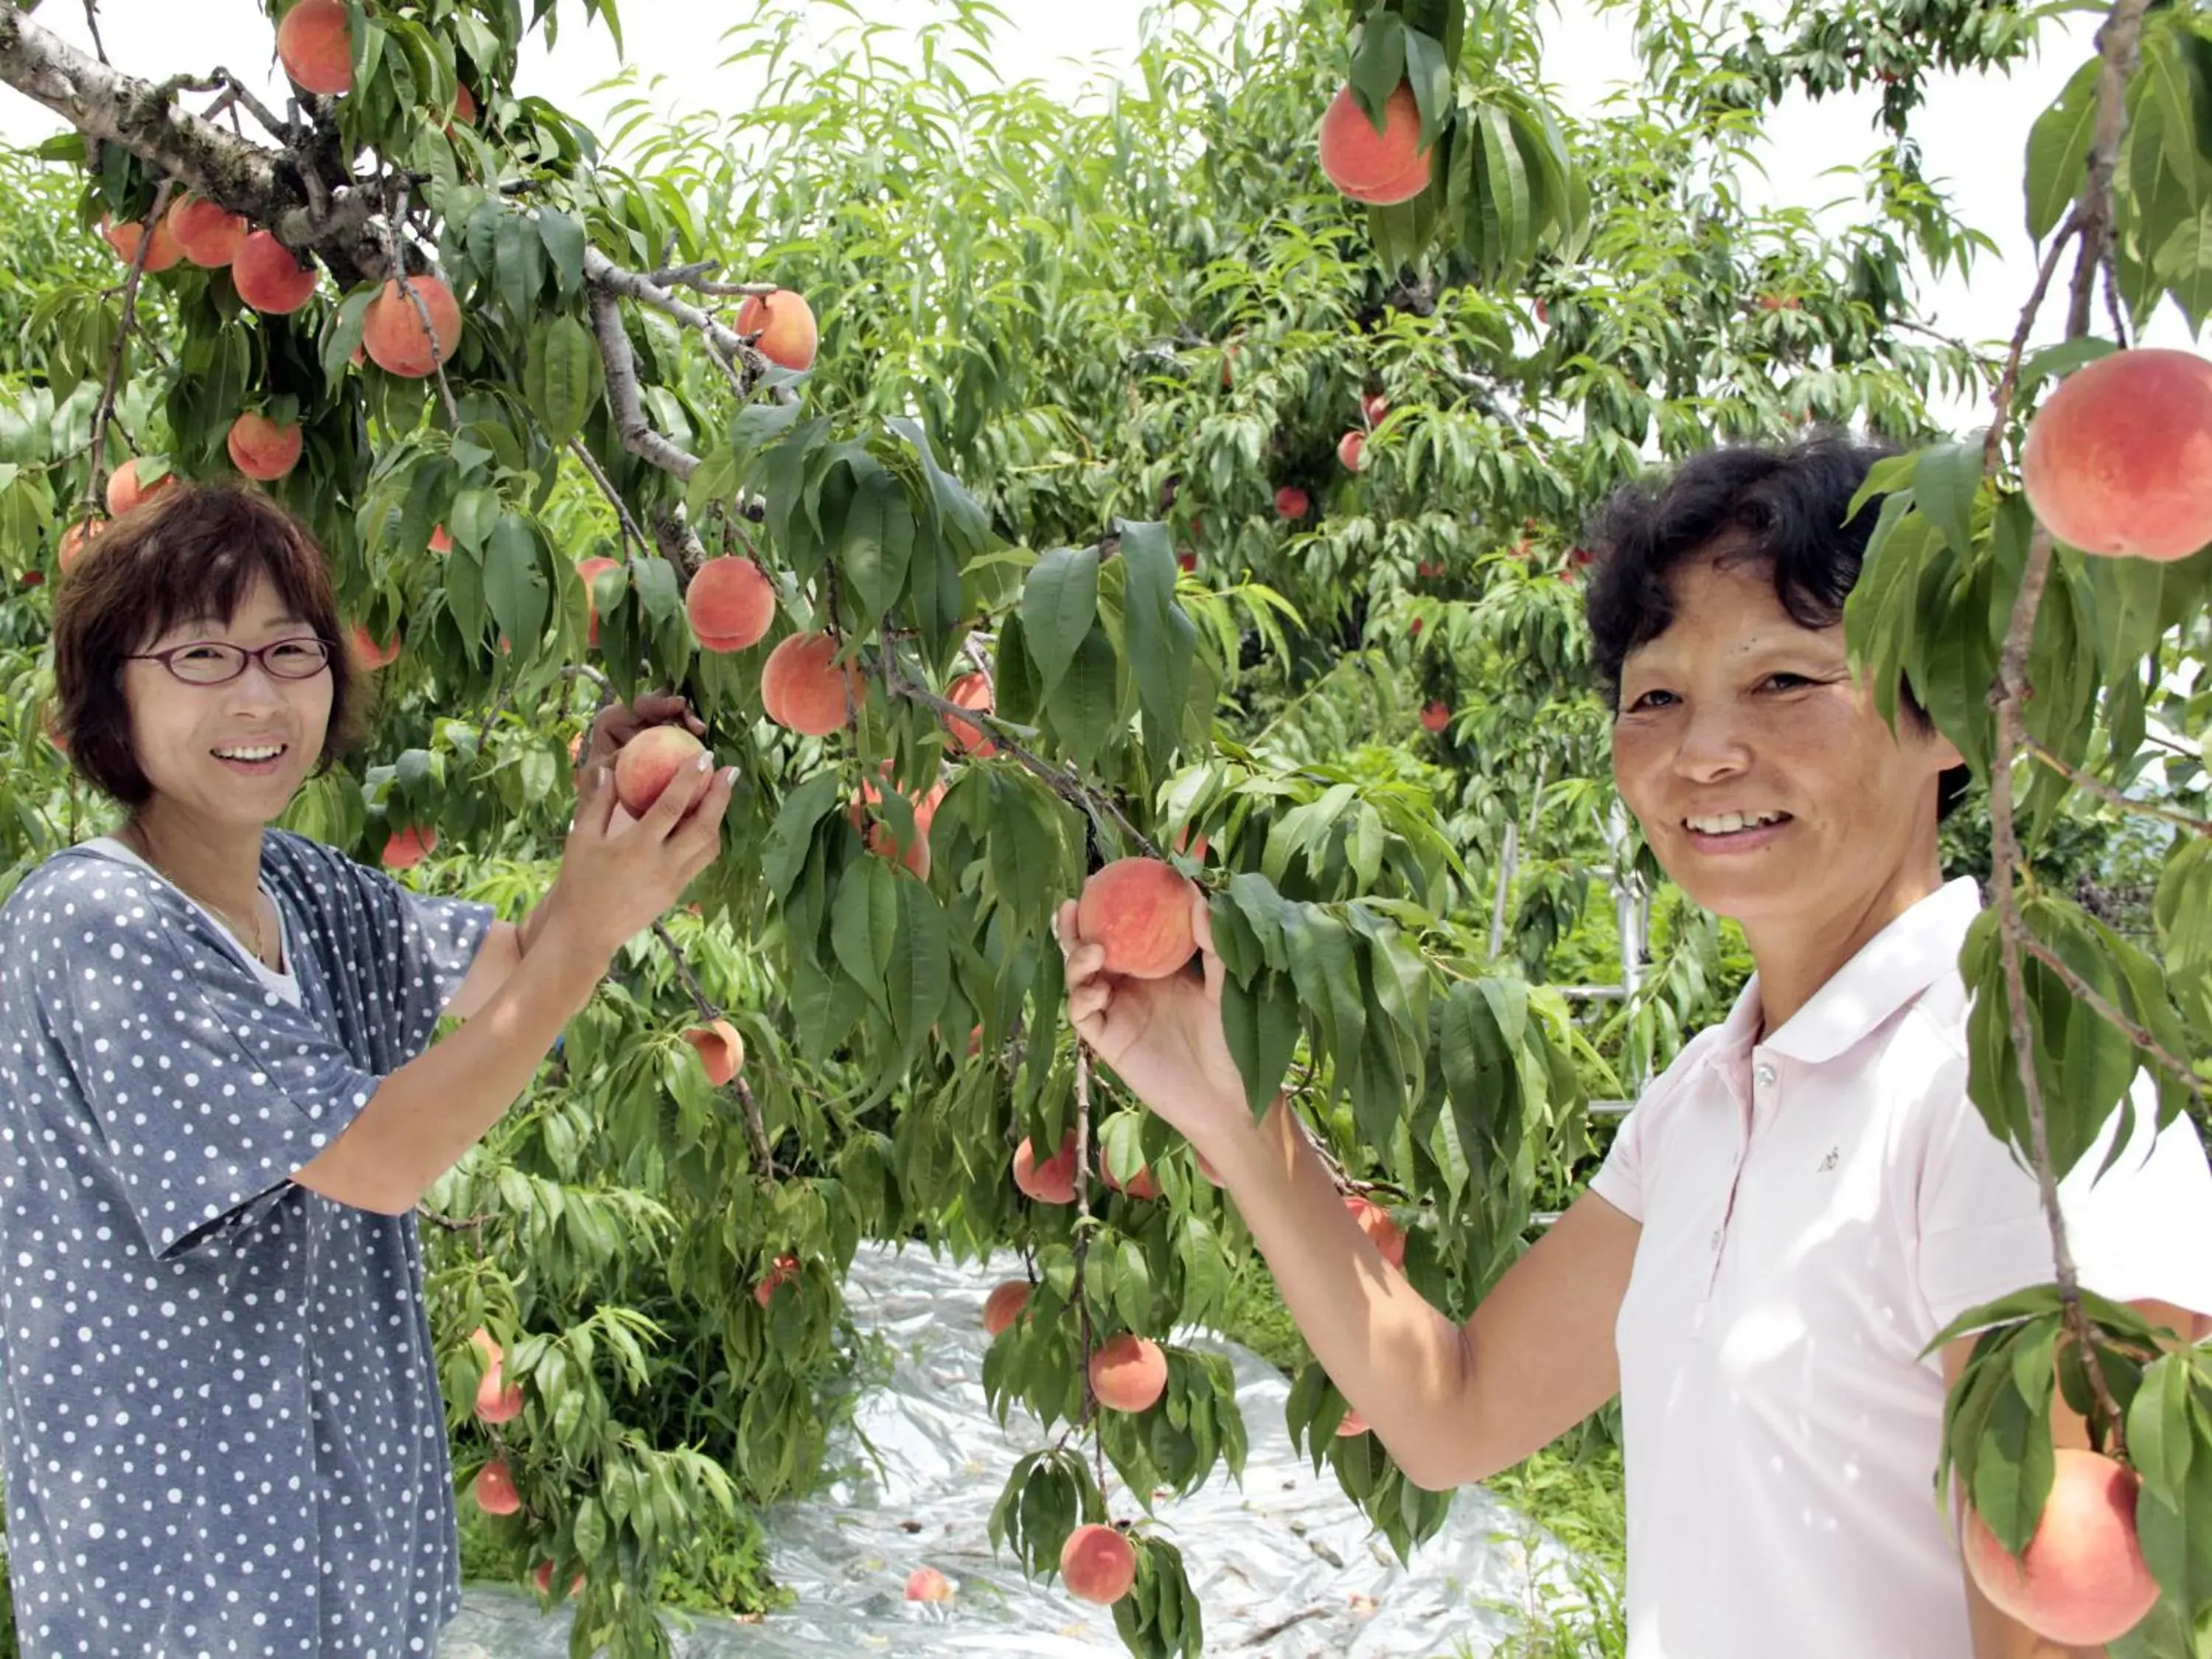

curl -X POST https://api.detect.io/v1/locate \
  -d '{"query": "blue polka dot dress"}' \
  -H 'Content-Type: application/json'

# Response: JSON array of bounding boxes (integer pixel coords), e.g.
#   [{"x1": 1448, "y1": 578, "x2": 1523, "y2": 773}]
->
[{"x1": 0, "y1": 830, "x2": 493, "y2": 1657}]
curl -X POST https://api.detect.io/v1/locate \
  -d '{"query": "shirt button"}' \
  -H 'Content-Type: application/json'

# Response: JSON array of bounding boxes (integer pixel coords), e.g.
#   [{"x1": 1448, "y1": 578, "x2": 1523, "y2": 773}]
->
[
  {"x1": 1709, "y1": 1228, "x2": 1722, "y2": 1251},
  {"x1": 1754, "y1": 1062, "x2": 1776, "y2": 1089}
]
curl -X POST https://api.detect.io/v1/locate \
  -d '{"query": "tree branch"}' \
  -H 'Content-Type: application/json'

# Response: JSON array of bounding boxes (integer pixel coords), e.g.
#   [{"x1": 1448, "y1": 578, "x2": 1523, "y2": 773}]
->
[
  {"x1": 83, "y1": 175, "x2": 172, "y2": 515},
  {"x1": 588, "y1": 288, "x2": 700, "y2": 479},
  {"x1": 2022, "y1": 737, "x2": 2212, "y2": 836},
  {"x1": 2016, "y1": 933, "x2": 2208, "y2": 1103}
]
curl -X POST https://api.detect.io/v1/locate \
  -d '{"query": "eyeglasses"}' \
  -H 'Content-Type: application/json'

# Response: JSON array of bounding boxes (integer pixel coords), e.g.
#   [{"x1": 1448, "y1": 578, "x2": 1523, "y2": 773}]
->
[{"x1": 126, "y1": 636, "x2": 333, "y2": 686}]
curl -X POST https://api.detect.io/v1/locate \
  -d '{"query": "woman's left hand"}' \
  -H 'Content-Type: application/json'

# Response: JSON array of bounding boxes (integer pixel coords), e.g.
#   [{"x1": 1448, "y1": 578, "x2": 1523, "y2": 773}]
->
[{"x1": 578, "y1": 693, "x2": 706, "y2": 775}]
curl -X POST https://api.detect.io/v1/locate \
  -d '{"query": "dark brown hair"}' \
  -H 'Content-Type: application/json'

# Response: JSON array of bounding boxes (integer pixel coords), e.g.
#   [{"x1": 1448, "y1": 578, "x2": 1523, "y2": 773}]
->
[{"x1": 49, "y1": 480, "x2": 366, "y2": 808}]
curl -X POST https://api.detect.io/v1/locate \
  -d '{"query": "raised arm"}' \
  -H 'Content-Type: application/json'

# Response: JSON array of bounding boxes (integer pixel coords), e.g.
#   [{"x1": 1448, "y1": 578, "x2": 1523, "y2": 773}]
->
[{"x1": 1060, "y1": 891, "x2": 1638, "y2": 1490}]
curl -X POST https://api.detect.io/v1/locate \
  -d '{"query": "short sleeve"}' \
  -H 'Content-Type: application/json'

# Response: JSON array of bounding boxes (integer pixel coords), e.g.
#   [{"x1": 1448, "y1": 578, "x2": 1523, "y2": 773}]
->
[
  {"x1": 331, "y1": 856, "x2": 495, "y2": 1046},
  {"x1": 11, "y1": 860, "x2": 390, "y2": 1261},
  {"x1": 1916, "y1": 1069, "x2": 2212, "y2": 1334}
]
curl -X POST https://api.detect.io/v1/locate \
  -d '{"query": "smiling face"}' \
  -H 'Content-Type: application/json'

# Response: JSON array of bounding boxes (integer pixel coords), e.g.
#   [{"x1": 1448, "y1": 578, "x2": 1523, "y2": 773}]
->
[
  {"x1": 119, "y1": 573, "x2": 333, "y2": 835},
  {"x1": 1609, "y1": 547, "x2": 1961, "y2": 933}
]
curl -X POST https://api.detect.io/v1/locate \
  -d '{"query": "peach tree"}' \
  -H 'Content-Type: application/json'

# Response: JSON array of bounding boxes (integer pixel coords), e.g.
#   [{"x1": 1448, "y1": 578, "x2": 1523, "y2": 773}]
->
[{"x1": 0, "y1": 0, "x2": 2204, "y2": 1655}]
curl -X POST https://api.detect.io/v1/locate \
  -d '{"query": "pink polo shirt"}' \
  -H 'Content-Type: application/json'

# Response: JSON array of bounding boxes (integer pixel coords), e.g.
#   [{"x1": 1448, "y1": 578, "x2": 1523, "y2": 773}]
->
[{"x1": 1589, "y1": 876, "x2": 2212, "y2": 1659}]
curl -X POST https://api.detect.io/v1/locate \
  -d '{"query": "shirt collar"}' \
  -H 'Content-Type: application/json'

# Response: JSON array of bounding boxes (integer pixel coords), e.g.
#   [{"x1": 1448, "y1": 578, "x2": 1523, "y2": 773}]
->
[{"x1": 1726, "y1": 877, "x2": 1985, "y2": 1068}]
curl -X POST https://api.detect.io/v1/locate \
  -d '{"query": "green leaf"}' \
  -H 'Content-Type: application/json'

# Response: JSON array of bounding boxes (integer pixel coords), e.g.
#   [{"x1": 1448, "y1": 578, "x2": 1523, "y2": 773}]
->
[
  {"x1": 629, "y1": 554, "x2": 681, "y2": 628},
  {"x1": 840, "y1": 465, "x2": 914, "y2": 633},
  {"x1": 1048, "y1": 623, "x2": 1122, "y2": 771},
  {"x1": 1347, "y1": 11, "x2": 1408, "y2": 122},
  {"x1": 1220, "y1": 968, "x2": 1301, "y2": 1118},
  {"x1": 1913, "y1": 439, "x2": 1983, "y2": 559},
  {"x1": 831, "y1": 857, "x2": 899, "y2": 1017},
  {"x1": 1118, "y1": 521, "x2": 1196, "y2": 760},
  {"x1": 529, "y1": 314, "x2": 596, "y2": 447},
  {"x1": 2024, "y1": 58, "x2": 2100, "y2": 243},
  {"x1": 537, "y1": 210, "x2": 587, "y2": 298},
  {"x1": 886, "y1": 879, "x2": 950, "y2": 1057},
  {"x1": 1020, "y1": 546, "x2": 1100, "y2": 703},
  {"x1": 483, "y1": 515, "x2": 548, "y2": 653},
  {"x1": 494, "y1": 209, "x2": 544, "y2": 325},
  {"x1": 762, "y1": 773, "x2": 844, "y2": 902}
]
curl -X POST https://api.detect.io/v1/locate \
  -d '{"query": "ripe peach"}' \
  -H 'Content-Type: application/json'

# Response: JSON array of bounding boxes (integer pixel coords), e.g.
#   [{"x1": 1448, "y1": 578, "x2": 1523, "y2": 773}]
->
[
  {"x1": 851, "y1": 773, "x2": 944, "y2": 880},
  {"x1": 1074, "y1": 857, "x2": 1198, "y2": 979},
  {"x1": 58, "y1": 518, "x2": 104, "y2": 571},
  {"x1": 1318, "y1": 83, "x2": 1433, "y2": 206},
  {"x1": 686, "y1": 555, "x2": 776, "y2": 653},
  {"x1": 447, "y1": 83, "x2": 479, "y2": 131},
  {"x1": 362, "y1": 274, "x2": 462, "y2": 378},
  {"x1": 531, "y1": 1562, "x2": 584, "y2": 1599},
  {"x1": 226, "y1": 411, "x2": 303, "y2": 481},
  {"x1": 276, "y1": 0, "x2": 355, "y2": 95},
  {"x1": 2021, "y1": 347, "x2": 2212, "y2": 561},
  {"x1": 1176, "y1": 549, "x2": 1197, "y2": 574},
  {"x1": 351, "y1": 622, "x2": 400, "y2": 670},
  {"x1": 1345, "y1": 1194, "x2": 1407, "y2": 1267},
  {"x1": 1338, "y1": 431, "x2": 1366, "y2": 472},
  {"x1": 1420, "y1": 700, "x2": 1450, "y2": 734},
  {"x1": 1099, "y1": 1149, "x2": 1161, "y2": 1202},
  {"x1": 167, "y1": 195, "x2": 248, "y2": 267},
  {"x1": 574, "y1": 555, "x2": 619, "y2": 646},
  {"x1": 470, "y1": 1326, "x2": 524, "y2": 1425},
  {"x1": 382, "y1": 824, "x2": 437, "y2": 869},
  {"x1": 904, "y1": 1565, "x2": 954, "y2": 1603},
  {"x1": 1362, "y1": 392, "x2": 1389, "y2": 425},
  {"x1": 1336, "y1": 1408, "x2": 1369, "y2": 1437},
  {"x1": 473, "y1": 1458, "x2": 521, "y2": 1516},
  {"x1": 99, "y1": 214, "x2": 181, "y2": 274},
  {"x1": 232, "y1": 231, "x2": 318, "y2": 313},
  {"x1": 428, "y1": 524, "x2": 453, "y2": 557},
  {"x1": 1275, "y1": 484, "x2": 1310, "y2": 521},
  {"x1": 1059, "y1": 1524, "x2": 1136, "y2": 1607},
  {"x1": 613, "y1": 724, "x2": 707, "y2": 815},
  {"x1": 752, "y1": 1253, "x2": 799, "y2": 1309},
  {"x1": 105, "y1": 457, "x2": 173, "y2": 518},
  {"x1": 682, "y1": 1018, "x2": 745, "y2": 1086},
  {"x1": 760, "y1": 631, "x2": 860, "y2": 736},
  {"x1": 1962, "y1": 1449, "x2": 2158, "y2": 1646},
  {"x1": 1088, "y1": 1334, "x2": 1167, "y2": 1413},
  {"x1": 736, "y1": 288, "x2": 818, "y2": 372},
  {"x1": 1012, "y1": 1133, "x2": 1079, "y2": 1205},
  {"x1": 981, "y1": 1280, "x2": 1031, "y2": 1337},
  {"x1": 942, "y1": 671, "x2": 998, "y2": 757}
]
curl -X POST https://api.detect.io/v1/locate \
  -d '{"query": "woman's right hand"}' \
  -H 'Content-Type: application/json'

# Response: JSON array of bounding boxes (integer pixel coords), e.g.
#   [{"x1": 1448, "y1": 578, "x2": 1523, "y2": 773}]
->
[
  {"x1": 1056, "y1": 888, "x2": 1254, "y2": 1155},
  {"x1": 546, "y1": 750, "x2": 735, "y2": 957}
]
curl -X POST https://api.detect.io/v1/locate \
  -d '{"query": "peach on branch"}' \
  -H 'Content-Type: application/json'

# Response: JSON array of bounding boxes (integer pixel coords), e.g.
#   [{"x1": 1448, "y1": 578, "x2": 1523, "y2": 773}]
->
[
  {"x1": 1318, "y1": 83, "x2": 1433, "y2": 205},
  {"x1": 99, "y1": 214, "x2": 181, "y2": 273},
  {"x1": 686, "y1": 555, "x2": 776, "y2": 652},
  {"x1": 752, "y1": 1253, "x2": 799, "y2": 1309},
  {"x1": 362, "y1": 275, "x2": 463, "y2": 378},
  {"x1": 942, "y1": 671, "x2": 998, "y2": 757},
  {"x1": 736, "y1": 288, "x2": 819, "y2": 372},
  {"x1": 1961, "y1": 1449, "x2": 2158, "y2": 1646},
  {"x1": 613, "y1": 724, "x2": 708, "y2": 816},
  {"x1": 1338, "y1": 430, "x2": 1366, "y2": 472},
  {"x1": 1012, "y1": 1133, "x2": 1079, "y2": 1205},
  {"x1": 226, "y1": 411, "x2": 303, "y2": 481},
  {"x1": 981, "y1": 1280, "x2": 1032, "y2": 1337},
  {"x1": 1088, "y1": 1334, "x2": 1167, "y2": 1413},
  {"x1": 105, "y1": 457, "x2": 172, "y2": 518},
  {"x1": 428, "y1": 524, "x2": 453, "y2": 557},
  {"x1": 531, "y1": 1562, "x2": 584, "y2": 1599},
  {"x1": 276, "y1": 0, "x2": 355, "y2": 95},
  {"x1": 1075, "y1": 857, "x2": 1198, "y2": 979},
  {"x1": 351, "y1": 623, "x2": 400, "y2": 670},
  {"x1": 1420, "y1": 700, "x2": 1451, "y2": 734},
  {"x1": 469, "y1": 1327, "x2": 524, "y2": 1425},
  {"x1": 2021, "y1": 347, "x2": 2212, "y2": 561},
  {"x1": 58, "y1": 518, "x2": 104, "y2": 571},
  {"x1": 682, "y1": 1018, "x2": 745, "y2": 1086},
  {"x1": 1344, "y1": 1194, "x2": 1407, "y2": 1268},
  {"x1": 382, "y1": 825, "x2": 437, "y2": 869},
  {"x1": 1099, "y1": 1147, "x2": 1161, "y2": 1202},
  {"x1": 166, "y1": 196, "x2": 248, "y2": 267},
  {"x1": 760, "y1": 631, "x2": 861, "y2": 736},
  {"x1": 473, "y1": 1459, "x2": 521, "y2": 1516},
  {"x1": 574, "y1": 555, "x2": 619, "y2": 645},
  {"x1": 1275, "y1": 484, "x2": 1310, "y2": 521},
  {"x1": 1336, "y1": 1408, "x2": 1370, "y2": 1438},
  {"x1": 1361, "y1": 392, "x2": 1389, "y2": 425},
  {"x1": 1059, "y1": 1524, "x2": 1137, "y2": 1607},
  {"x1": 232, "y1": 232, "x2": 319, "y2": 314}
]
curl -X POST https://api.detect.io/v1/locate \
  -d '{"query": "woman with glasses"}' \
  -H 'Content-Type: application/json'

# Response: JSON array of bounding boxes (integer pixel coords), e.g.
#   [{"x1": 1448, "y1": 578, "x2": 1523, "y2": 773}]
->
[{"x1": 0, "y1": 481, "x2": 735, "y2": 1657}]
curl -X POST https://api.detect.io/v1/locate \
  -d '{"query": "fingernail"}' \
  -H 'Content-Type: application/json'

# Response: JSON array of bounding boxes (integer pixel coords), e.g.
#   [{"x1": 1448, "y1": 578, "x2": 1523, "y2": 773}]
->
[
  {"x1": 721, "y1": 767, "x2": 740, "y2": 785},
  {"x1": 695, "y1": 753, "x2": 711, "y2": 771}
]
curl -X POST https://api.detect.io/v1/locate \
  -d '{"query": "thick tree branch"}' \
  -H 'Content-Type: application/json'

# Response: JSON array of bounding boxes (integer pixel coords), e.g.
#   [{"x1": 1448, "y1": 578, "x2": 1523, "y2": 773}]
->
[
  {"x1": 588, "y1": 288, "x2": 700, "y2": 479},
  {"x1": 84, "y1": 175, "x2": 172, "y2": 514}
]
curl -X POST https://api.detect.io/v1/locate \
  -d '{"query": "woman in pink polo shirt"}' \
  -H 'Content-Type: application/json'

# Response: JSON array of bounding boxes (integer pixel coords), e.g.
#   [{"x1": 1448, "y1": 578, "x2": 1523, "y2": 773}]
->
[{"x1": 1057, "y1": 434, "x2": 2212, "y2": 1659}]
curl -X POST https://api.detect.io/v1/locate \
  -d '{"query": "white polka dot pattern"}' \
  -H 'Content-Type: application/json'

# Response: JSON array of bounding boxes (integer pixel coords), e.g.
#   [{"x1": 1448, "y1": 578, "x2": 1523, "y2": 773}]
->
[{"x1": 0, "y1": 830, "x2": 494, "y2": 1656}]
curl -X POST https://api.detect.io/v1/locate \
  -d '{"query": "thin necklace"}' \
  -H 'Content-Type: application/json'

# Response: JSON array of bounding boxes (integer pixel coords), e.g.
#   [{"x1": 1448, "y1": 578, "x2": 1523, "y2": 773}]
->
[{"x1": 122, "y1": 823, "x2": 271, "y2": 967}]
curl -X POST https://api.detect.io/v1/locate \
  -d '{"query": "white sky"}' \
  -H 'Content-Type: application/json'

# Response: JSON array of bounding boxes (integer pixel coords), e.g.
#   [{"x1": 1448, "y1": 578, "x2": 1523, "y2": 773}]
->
[{"x1": 1, "y1": 0, "x2": 2184, "y2": 431}]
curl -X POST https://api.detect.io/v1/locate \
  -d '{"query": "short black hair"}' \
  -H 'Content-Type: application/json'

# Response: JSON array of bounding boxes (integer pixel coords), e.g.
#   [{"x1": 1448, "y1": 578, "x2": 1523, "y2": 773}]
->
[{"x1": 1581, "y1": 428, "x2": 1970, "y2": 821}]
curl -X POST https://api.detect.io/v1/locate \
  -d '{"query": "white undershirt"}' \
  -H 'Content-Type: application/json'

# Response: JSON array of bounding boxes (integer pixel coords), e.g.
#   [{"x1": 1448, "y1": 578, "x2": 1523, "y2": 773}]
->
[{"x1": 82, "y1": 835, "x2": 302, "y2": 1007}]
